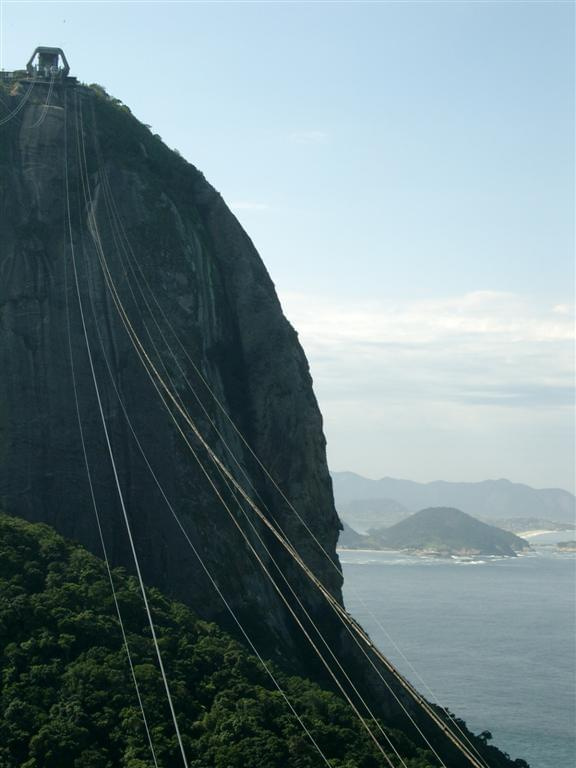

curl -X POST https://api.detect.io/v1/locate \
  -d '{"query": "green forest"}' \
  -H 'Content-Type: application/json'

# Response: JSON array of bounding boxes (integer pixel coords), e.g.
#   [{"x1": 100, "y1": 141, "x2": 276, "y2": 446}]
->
[{"x1": 0, "y1": 513, "x2": 436, "y2": 768}]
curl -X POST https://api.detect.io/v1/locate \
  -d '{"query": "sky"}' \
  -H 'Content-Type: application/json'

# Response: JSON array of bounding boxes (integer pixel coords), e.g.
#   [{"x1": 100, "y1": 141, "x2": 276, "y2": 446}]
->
[{"x1": 1, "y1": 1, "x2": 574, "y2": 491}]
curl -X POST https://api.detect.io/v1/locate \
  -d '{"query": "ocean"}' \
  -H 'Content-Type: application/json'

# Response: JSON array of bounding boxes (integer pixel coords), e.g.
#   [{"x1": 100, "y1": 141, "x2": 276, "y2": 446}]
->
[{"x1": 340, "y1": 533, "x2": 576, "y2": 768}]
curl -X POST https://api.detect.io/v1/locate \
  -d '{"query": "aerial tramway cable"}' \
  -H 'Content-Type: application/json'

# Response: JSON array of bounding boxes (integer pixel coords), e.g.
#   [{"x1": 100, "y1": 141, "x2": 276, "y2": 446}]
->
[
  {"x1": 97, "y1": 165, "x2": 489, "y2": 768},
  {"x1": 74, "y1": 94, "x2": 403, "y2": 768},
  {"x1": 83, "y1": 288, "x2": 337, "y2": 768},
  {"x1": 63, "y1": 92, "x2": 190, "y2": 768},
  {"x1": 94, "y1": 153, "x2": 489, "y2": 768},
  {"x1": 0, "y1": 76, "x2": 37, "y2": 126},
  {"x1": 63, "y1": 208, "x2": 160, "y2": 768},
  {"x1": 75, "y1": 91, "x2": 489, "y2": 768},
  {"x1": 92, "y1": 161, "x2": 418, "y2": 767},
  {"x1": 31, "y1": 71, "x2": 56, "y2": 128},
  {"x1": 80, "y1": 93, "x2": 488, "y2": 768},
  {"x1": 71, "y1": 93, "x2": 342, "y2": 768}
]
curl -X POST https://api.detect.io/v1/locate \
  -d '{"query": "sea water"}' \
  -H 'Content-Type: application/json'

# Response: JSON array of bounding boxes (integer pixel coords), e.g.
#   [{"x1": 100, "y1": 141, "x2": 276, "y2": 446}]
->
[{"x1": 340, "y1": 533, "x2": 576, "y2": 768}]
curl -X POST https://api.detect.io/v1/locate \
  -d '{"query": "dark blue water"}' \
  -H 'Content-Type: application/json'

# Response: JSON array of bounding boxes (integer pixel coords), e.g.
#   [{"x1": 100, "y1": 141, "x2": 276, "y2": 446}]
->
[{"x1": 340, "y1": 536, "x2": 576, "y2": 768}]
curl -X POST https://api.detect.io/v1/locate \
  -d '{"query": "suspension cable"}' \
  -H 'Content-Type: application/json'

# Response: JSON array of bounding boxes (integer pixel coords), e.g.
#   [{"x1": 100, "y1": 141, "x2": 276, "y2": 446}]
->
[
  {"x1": 82, "y1": 263, "x2": 337, "y2": 768},
  {"x1": 92, "y1": 163, "x2": 414, "y2": 766},
  {"x1": 64, "y1": 90, "x2": 190, "y2": 768},
  {"x1": 77, "y1": 90, "x2": 488, "y2": 768},
  {"x1": 63, "y1": 175, "x2": 160, "y2": 768},
  {"x1": 0, "y1": 76, "x2": 37, "y2": 127},
  {"x1": 31, "y1": 71, "x2": 56, "y2": 128},
  {"x1": 75, "y1": 93, "x2": 403, "y2": 768},
  {"x1": 95, "y1": 159, "x2": 487, "y2": 767}
]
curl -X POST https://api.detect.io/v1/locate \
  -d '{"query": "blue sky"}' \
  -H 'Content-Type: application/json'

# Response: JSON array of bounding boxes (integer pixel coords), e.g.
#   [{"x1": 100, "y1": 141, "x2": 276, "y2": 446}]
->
[{"x1": 2, "y1": 1, "x2": 574, "y2": 490}]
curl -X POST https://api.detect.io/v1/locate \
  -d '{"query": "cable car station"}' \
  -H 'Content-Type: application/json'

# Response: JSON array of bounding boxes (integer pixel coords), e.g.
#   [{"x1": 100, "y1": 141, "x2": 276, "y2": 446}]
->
[{"x1": 0, "y1": 46, "x2": 75, "y2": 84}]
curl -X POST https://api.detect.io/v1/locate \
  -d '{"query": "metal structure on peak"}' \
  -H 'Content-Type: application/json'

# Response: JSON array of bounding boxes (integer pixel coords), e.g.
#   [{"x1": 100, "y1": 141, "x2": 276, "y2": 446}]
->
[{"x1": 26, "y1": 46, "x2": 70, "y2": 80}]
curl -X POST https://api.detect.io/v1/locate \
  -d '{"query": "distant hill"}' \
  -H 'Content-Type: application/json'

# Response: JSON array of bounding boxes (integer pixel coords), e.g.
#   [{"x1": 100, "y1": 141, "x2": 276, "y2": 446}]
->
[
  {"x1": 374, "y1": 507, "x2": 530, "y2": 557},
  {"x1": 332, "y1": 472, "x2": 576, "y2": 525}
]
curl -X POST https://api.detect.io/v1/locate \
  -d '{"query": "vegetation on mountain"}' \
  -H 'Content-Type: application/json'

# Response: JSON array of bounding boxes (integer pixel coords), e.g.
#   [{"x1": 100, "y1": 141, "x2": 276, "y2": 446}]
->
[
  {"x1": 339, "y1": 508, "x2": 530, "y2": 557},
  {"x1": 376, "y1": 508, "x2": 530, "y2": 557},
  {"x1": 0, "y1": 513, "x2": 437, "y2": 768}
]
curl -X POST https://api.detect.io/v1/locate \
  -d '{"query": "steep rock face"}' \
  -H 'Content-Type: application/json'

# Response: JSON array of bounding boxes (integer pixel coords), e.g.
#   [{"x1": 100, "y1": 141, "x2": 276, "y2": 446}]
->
[
  {"x1": 0, "y1": 81, "x2": 530, "y2": 767},
  {"x1": 0, "y1": 81, "x2": 342, "y2": 655}
]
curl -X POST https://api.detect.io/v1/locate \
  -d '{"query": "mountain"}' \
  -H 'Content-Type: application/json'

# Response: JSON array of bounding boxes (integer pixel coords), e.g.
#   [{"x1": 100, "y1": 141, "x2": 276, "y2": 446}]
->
[
  {"x1": 332, "y1": 472, "x2": 575, "y2": 525},
  {"x1": 0, "y1": 77, "x2": 342, "y2": 660},
  {"x1": 373, "y1": 507, "x2": 530, "y2": 557},
  {"x1": 0, "y1": 70, "x2": 528, "y2": 767}
]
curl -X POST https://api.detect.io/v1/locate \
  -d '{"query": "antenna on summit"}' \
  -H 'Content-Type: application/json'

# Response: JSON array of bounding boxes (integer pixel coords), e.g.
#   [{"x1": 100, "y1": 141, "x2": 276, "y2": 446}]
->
[{"x1": 26, "y1": 47, "x2": 70, "y2": 80}]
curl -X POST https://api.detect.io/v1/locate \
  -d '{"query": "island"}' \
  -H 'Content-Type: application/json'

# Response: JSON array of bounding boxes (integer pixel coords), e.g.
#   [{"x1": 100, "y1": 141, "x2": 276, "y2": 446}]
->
[
  {"x1": 339, "y1": 507, "x2": 531, "y2": 557},
  {"x1": 557, "y1": 540, "x2": 576, "y2": 553}
]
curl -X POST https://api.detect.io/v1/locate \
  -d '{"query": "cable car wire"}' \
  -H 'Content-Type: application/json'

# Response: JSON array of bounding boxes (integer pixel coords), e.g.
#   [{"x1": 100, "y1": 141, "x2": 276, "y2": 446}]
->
[
  {"x1": 63, "y1": 194, "x2": 160, "y2": 768},
  {"x1": 64, "y1": 91, "x2": 190, "y2": 768},
  {"x1": 95, "y1": 154, "x2": 488, "y2": 768},
  {"x1": 0, "y1": 76, "x2": 37, "y2": 126},
  {"x1": 75, "y1": 90, "x2": 490, "y2": 768},
  {"x1": 75, "y1": 94, "x2": 402, "y2": 768}
]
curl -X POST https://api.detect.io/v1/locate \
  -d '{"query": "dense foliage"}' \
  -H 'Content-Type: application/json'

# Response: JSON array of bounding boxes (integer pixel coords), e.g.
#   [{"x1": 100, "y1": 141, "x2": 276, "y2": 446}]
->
[
  {"x1": 352, "y1": 508, "x2": 530, "y2": 557},
  {"x1": 0, "y1": 514, "x2": 436, "y2": 768}
]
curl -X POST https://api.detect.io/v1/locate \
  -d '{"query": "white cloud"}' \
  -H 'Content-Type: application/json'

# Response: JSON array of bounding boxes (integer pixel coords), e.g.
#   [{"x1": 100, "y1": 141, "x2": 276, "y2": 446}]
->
[
  {"x1": 553, "y1": 303, "x2": 573, "y2": 316},
  {"x1": 279, "y1": 290, "x2": 575, "y2": 409},
  {"x1": 279, "y1": 290, "x2": 575, "y2": 489}
]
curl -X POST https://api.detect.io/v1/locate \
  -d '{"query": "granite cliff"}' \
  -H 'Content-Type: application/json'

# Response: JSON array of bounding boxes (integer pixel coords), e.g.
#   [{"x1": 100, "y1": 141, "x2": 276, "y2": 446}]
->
[
  {"x1": 0, "y1": 77, "x2": 345, "y2": 654},
  {"x1": 0, "y1": 75, "x2": 528, "y2": 767}
]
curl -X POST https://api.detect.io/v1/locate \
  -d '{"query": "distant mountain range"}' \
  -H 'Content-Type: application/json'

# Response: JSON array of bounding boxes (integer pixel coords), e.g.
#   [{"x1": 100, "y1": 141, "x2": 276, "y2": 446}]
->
[
  {"x1": 332, "y1": 472, "x2": 576, "y2": 531},
  {"x1": 339, "y1": 507, "x2": 530, "y2": 557}
]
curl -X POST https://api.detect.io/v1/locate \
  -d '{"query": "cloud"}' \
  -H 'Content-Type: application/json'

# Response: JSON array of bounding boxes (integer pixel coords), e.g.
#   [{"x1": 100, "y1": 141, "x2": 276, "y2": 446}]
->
[
  {"x1": 553, "y1": 303, "x2": 572, "y2": 316},
  {"x1": 277, "y1": 289, "x2": 574, "y2": 489},
  {"x1": 278, "y1": 290, "x2": 575, "y2": 411},
  {"x1": 230, "y1": 201, "x2": 270, "y2": 213},
  {"x1": 288, "y1": 130, "x2": 329, "y2": 145}
]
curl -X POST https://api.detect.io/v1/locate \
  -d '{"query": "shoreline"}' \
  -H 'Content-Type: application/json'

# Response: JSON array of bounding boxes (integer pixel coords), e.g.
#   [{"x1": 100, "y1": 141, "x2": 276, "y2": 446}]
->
[{"x1": 336, "y1": 547, "x2": 515, "y2": 558}]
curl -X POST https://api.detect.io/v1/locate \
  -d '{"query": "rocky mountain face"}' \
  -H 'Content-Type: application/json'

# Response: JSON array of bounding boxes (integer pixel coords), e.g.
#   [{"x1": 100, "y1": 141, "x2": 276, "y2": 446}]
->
[
  {"x1": 0, "y1": 79, "x2": 343, "y2": 657},
  {"x1": 0, "y1": 78, "x2": 529, "y2": 767}
]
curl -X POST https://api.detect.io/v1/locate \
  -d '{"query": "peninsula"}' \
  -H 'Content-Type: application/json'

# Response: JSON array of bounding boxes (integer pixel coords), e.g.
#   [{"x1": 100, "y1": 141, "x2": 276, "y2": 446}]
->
[{"x1": 340, "y1": 507, "x2": 530, "y2": 558}]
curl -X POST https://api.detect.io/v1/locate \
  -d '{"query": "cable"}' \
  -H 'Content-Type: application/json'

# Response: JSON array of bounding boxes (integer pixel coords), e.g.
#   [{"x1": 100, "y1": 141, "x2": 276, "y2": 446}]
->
[
  {"x1": 76, "y1": 94, "x2": 402, "y2": 768},
  {"x1": 82, "y1": 265, "x2": 351, "y2": 768},
  {"x1": 96, "y1": 165, "x2": 487, "y2": 766},
  {"x1": 31, "y1": 72, "x2": 56, "y2": 128},
  {"x1": 0, "y1": 76, "x2": 36, "y2": 127},
  {"x1": 63, "y1": 165, "x2": 160, "y2": 768},
  {"x1": 92, "y1": 168, "x2": 411, "y2": 765},
  {"x1": 79, "y1": 90, "x2": 488, "y2": 768},
  {"x1": 64, "y1": 89, "x2": 190, "y2": 768}
]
